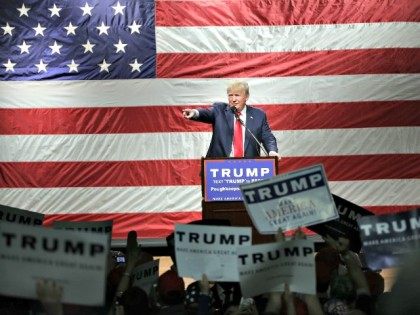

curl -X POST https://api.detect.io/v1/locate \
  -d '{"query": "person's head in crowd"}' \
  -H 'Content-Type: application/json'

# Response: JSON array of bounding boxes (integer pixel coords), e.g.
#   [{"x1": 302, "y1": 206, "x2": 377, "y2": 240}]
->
[
  {"x1": 157, "y1": 269, "x2": 185, "y2": 306},
  {"x1": 121, "y1": 286, "x2": 151, "y2": 315}
]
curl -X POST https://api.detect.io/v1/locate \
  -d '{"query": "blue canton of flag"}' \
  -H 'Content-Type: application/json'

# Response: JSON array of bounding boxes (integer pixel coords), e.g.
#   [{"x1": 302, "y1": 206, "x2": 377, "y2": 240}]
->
[{"x1": 0, "y1": 0, "x2": 156, "y2": 80}]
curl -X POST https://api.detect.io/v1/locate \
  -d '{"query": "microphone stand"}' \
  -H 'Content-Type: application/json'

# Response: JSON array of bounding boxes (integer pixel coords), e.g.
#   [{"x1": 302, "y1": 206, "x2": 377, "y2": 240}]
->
[{"x1": 233, "y1": 110, "x2": 269, "y2": 156}]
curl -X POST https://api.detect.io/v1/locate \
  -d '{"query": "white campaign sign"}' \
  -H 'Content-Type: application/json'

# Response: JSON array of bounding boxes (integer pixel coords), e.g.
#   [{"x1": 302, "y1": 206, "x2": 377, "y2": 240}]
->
[
  {"x1": 132, "y1": 259, "x2": 159, "y2": 294},
  {"x1": 0, "y1": 222, "x2": 109, "y2": 306},
  {"x1": 237, "y1": 240, "x2": 316, "y2": 297},
  {"x1": 175, "y1": 224, "x2": 252, "y2": 281},
  {"x1": 240, "y1": 164, "x2": 338, "y2": 234},
  {"x1": 0, "y1": 204, "x2": 44, "y2": 226}
]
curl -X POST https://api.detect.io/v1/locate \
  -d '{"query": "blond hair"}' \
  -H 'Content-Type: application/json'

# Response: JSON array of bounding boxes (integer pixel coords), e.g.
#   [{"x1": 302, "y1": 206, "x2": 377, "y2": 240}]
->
[{"x1": 227, "y1": 81, "x2": 249, "y2": 96}]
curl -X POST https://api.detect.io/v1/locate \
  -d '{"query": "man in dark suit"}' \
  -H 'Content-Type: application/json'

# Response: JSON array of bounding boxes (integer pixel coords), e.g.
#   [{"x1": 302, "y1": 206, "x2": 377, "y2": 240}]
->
[{"x1": 182, "y1": 81, "x2": 279, "y2": 158}]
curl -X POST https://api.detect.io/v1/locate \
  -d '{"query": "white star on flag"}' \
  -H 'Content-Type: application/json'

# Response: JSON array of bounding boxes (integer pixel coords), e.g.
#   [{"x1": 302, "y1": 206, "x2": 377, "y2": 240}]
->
[
  {"x1": 98, "y1": 59, "x2": 111, "y2": 72},
  {"x1": 82, "y1": 40, "x2": 95, "y2": 53},
  {"x1": 114, "y1": 39, "x2": 127, "y2": 53},
  {"x1": 17, "y1": 4, "x2": 31, "y2": 17},
  {"x1": 17, "y1": 41, "x2": 31, "y2": 54},
  {"x1": 64, "y1": 22, "x2": 77, "y2": 35},
  {"x1": 49, "y1": 41, "x2": 63, "y2": 54},
  {"x1": 80, "y1": 3, "x2": 94, "y2": 16},
  {"x1": 33, "y1": 23, "x2": 46, "y2": 36},
  {"x1": 128, "y1": 21, "x2": 142, "y2": 34},
  {"x1": 67, "y1": 59, "x2": 79, "y2": 72},
  {"x1": 3, "y1": 59, "x2": 16, "y2": 72},
  {"x1": 48, "y1": 4, "x2": 62, "y2": 17},
  {"x1": 96, "y1": 22, "x2": 110, "y2": 35},
  {"x1": 129, "y1": 59, "x2": 142, "y2": 72},
  {"x1": 35, "y1": 60, "x2": 48, "y2": 73},
  {"x1": 2, "y1": 22, "x2": 15, "y2": 36},
  {"x1": 112, "y1": 1, "x2": 126, "y2": 15}
]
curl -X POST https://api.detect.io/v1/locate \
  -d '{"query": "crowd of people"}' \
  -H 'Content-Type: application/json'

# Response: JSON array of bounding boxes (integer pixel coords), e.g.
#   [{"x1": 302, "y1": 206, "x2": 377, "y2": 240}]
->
[{"x1": 1, "y1": 225, "x2": 418, "y2": 315}]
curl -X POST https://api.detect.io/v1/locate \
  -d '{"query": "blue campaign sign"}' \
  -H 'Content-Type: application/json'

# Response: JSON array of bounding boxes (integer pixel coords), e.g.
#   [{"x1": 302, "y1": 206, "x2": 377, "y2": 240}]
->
[{"x1": 203, "y1": 159, "x2": 276, "y2": 202}]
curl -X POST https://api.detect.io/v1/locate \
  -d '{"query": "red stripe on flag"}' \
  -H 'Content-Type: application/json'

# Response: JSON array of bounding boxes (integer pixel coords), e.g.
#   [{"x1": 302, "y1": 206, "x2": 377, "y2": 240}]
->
[
  {"x1": 43, "y1": 212, "x2": 202, "y2": 239},
  {"x1": 157, "y1": 49, "x2": 420, "y2": 78},
  {"x1": 1, "y1": 155, "x2": 418, "y2": 188},
  {"x1": 156, "y1": 0, "x2": 419, "y2": 26},
  {"x1": 365, "y1": 206, "x2": 419, "y2": 216},
  {"x1": 1, "y1": 101, "x2": 418, "y2": 135},
  {"x1": 0, "y1": 160, "x2": 201, "y2": 187},
  {"x1": 0, "y1": 106, "x2": 206, "y2": 135},
  {"x1": 280, "y1": 155, "x2": 420, "y2": 181},
  {"x1": 261, "y1": 102, "x2": 420, "y2": 130}
]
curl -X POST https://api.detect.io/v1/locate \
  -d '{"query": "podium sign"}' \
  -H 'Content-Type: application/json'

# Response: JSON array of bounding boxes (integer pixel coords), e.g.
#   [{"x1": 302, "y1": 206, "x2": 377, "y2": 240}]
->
[{"x1": 203, "y1": 158, "x2": 276, "y2": 202}]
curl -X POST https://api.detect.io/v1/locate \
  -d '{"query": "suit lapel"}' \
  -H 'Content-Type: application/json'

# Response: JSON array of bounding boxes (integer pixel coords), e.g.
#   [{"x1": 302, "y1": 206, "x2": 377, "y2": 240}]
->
[
  {"x1": 244, "y1": 106, "x2": 254, "y2": 152},
  {"x1": 224, "y1": 105, "x2": 235, "y2": 135},
  {"x1": 224, "y1": 105, "x2": 235, "y2": 154}
]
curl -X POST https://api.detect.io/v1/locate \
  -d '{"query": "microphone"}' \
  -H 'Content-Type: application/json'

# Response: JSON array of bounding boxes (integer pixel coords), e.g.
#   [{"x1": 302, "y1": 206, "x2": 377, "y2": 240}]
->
[
  {"x1": 231, "y1": 106, "x2": 269, "y2": 156},
  {"x1": 230, "y1": 106, "x2": 239, "y2": 116}
]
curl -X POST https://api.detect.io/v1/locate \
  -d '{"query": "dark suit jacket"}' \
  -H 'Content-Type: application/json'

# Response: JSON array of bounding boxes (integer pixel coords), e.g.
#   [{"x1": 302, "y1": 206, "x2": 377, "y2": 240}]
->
[{"x1": 194, "y1": 102, "x2": 278, "y2": 158}]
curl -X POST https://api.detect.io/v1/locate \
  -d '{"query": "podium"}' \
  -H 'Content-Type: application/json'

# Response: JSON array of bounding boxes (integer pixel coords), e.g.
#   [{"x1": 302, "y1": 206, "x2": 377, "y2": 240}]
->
[{"x1": 201, "y1": 157, "x2": 278, "y2": 244}]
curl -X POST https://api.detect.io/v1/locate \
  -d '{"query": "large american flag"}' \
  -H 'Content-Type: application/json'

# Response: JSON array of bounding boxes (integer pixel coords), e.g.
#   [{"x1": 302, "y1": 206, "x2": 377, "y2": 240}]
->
[{"x1": 1, "y1": 0, "x2": 419, "y2": 241}]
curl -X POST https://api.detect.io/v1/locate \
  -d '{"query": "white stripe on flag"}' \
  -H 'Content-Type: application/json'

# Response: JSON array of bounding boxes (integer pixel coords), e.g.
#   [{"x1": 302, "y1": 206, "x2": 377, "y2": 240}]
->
[
  {"x1": 156, "y1": 22, "x2": 420, "y2": 53},
  {"x1": 0, "y1": 179, "x2": 418, "y2": 214},
  {"x1": 329, "y1": 179, "x2": 420, "y2": 207},
  {"x1": 1, "y1": 127, "x2": 418, "y2": 162},
  {"x1": 0, "y1": 186, "x2": 202, "y2": 214},
  {"x1": 1, "y1": 75, "x2": 419, "y2": 108}
]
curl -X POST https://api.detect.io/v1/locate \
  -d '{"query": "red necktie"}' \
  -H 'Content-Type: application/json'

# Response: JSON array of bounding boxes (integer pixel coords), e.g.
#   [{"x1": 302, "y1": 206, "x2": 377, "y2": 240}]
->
[{"x1": 233, "y1": 113, "x2": 243, "y2": 157}]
